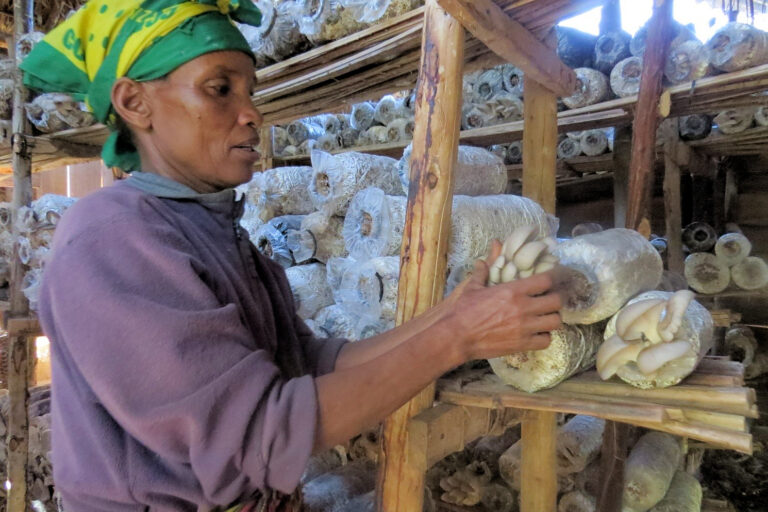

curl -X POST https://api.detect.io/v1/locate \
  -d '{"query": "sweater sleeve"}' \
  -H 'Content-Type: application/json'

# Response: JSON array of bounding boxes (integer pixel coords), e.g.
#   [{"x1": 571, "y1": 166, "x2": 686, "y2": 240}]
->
[
  {"x1": 39, "y1": 212, "x2": 316, "y2": 504},
  {"x1": 293, "y1": 314, "x2": 348, "y2": 376}
]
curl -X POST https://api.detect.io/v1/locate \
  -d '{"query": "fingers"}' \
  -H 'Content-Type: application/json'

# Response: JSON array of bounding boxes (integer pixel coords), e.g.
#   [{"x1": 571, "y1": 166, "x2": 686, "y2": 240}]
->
[
  {"x1": 524, "y1": 313, "x2": 562, "y2": 335},
  {"x1": 499, "y1": 271, "x2": 554, "y2": 297},
  {"x1": 470, "y1": 258, "x2": 490, "y2": 287},
  {"x1": 485, "y1": 239, "x2": 502, "y2": 265},
  {"x1": 527, "y1": 291, "x2": 563, "y2": 315},
  {"x1": 524, "y1": 333, "x2": 552, "y2": 351}
]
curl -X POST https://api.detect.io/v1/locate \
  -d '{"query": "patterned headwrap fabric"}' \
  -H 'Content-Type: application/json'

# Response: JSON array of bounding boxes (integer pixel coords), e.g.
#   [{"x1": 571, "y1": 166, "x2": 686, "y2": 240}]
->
[{"x1": 20, "y1": 0, "x2": 261, "y2": 171}]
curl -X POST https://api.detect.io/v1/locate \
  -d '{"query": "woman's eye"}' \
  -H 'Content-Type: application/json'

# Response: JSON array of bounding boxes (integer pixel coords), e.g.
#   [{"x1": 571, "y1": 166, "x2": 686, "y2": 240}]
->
[{"x1": 210, "y1": 84, "x2": 230, "y2": 96}]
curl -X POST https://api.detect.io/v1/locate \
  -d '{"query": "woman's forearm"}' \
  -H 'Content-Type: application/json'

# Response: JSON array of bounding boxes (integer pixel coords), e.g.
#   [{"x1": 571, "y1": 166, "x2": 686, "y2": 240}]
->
[
  {"x1": 333, "y1": 299, "x2": 448, "y2": 370},
  {"x1": 314, "y1": 317, "x2": 462, "y2": 451}
]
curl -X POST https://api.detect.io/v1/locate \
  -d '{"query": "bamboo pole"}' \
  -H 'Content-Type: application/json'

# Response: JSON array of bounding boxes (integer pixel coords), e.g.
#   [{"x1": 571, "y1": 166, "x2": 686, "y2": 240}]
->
[
  {"x1": 520, "y1": 75, "x2": 558, "y2": 511},
  {"x1": 625, "y1": 0, "x2": 674, "y2": 234},
  {"x1": 376, "y1": 1, "x2": 463, "y2": 510},
  {"x1": 663, "y1": 121, "x2": 685, "y2": 274},
  {"x1": 6, "y1": 0, "x2": 33, "y2": 509}
]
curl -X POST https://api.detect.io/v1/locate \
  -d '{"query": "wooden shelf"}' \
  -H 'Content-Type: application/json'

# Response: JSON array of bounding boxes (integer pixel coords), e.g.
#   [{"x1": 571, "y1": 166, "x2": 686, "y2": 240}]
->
[{"x1": 437, "y1": 356, "x2": 755, "y2": 454}]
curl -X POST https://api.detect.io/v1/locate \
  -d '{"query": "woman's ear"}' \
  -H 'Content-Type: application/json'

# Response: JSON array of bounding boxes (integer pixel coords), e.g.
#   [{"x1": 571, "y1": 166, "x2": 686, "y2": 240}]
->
[{"x1": 111, "y1": 77, "x2": 152, "y2": 131}]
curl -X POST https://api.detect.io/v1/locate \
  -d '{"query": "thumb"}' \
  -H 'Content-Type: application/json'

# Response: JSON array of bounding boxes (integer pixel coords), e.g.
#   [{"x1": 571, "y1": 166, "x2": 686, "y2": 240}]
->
[
  {"x1": 469, "y1": 258, "x2": 490, "y2": 287},
  {"x1": 486, "y1": 239, "x2": 503, "y2": 265}
]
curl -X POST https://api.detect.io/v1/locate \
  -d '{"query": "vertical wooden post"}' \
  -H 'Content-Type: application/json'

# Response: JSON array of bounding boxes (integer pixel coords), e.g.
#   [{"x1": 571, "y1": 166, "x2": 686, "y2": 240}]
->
[
  {"x1": 625, "y1": 0, "x2": 674, "y2": 234},
  {"x1": 520, "y1": 75, "x2": 558, "y2": 512},
  {"x1": 259, "y1": 125, "x2": 274, "y2": 172},
  {"x1": 596, "y1": 422, "x2": 631, "y2": 512},
  {"x1": 376, "y1": 1, "x2": 464, "y2": 510},
  {"x1": 7, "y1": 0, "x2": 33, "y2": 510},
  {"x1": 613, "y1": 125, "x2": 632, "y2": 228},
  {"x1": 522, "y1": 78, "x2": 557, "y2": 214},
  {"x1": 663, "y1": 130, "x2": 684, "y2": 274}
]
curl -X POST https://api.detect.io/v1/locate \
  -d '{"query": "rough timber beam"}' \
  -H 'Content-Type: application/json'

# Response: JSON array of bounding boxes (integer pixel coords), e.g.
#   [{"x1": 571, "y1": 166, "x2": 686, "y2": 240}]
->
[{"x1": 436, "y1": 0, "x2": 578, "y2": 97}]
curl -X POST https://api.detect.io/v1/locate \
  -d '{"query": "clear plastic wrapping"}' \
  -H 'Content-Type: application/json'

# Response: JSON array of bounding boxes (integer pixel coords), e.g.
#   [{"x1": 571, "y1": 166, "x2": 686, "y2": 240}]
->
[
  {"x1": 557, "y1": 137, "x2": 583, "y2": 159},
  {"x1": 336, "y1": 256, "x2": 400, "y2": 321},
  {"x1": 489, "y1": 323, "x2": 604, "y2": 392},
  {"x1": 472, "y1": 68, "x2": 504, "y2": 101},
  {"x1": 317, "y1": 133, "x2": 343, "y2": 152},
  {"x1": 340, "y1": 127, "x2": 360, "y2": 148},
  {"x1": 553, "y1": 228, "x2": 663, "y2": 325},
  {"x1": 293, "y1": 0, "x2": 367, "y2": 44},
  {"x1": 491, "y1": 92, "x2": 524, "y2": 123},
  {"x1": 341, "y1": 0, "x2": 419, "y2": 23},
  {"x1": 386, "y1": 118, "x2": 414, "y2": 143},
  {"x1": 313, "y1": 303, "x2": 385, "y2": 341},
  {"x1": 579, "y1": 130, "x2": 608, "y2": 156},
  {"x1": 664, "y1": 39, "x2": 710, "y2": 84},
  {"x1": 678, "y1": 114, "x2": 712, "y2": 140},
  {"x1": 0, "y1": 59, "x2": 13, "y2": 80},
  {"x1": 245, "y1": 1, "x2": 309, "y2": 65},
  {"x1": 343, "y1": 187, "x2": 406, "y2": 261},
  {"x1": 326, "y1": 256, "x2": 357, "y2": 291},
  {"x1": 309, "y1": 149, "x2": 401, "y2": 216},
  {"x1": 287, "y1": 119, "x2": 325, "y2": 144},
  {"x1": 603, "y1": 291, "x2": 713, "y2": 389},
  {"x1": 594, "y1": 31, "x2": 632, "y2": 75},
  {"x1": 398, "y1": 144, "x2": 507, "y2": 196},
  {"x1": 374, "y1": 95, "x2": 409, "y2": 126},
  {"x1": 610, "y1": 56, "x2": 643, "y2": 98},
  {"x1": 22, "y1": 268, "x2": 43, "y2": 312},
  {"x1": 0, "y1": 79, "x2": 14, "y2": 120},
  {"x1": 364, "y1": 125, "x2": 389, "y2": 144},
  {"x1": 253, "y1": 215, "x2": 305, "y2": 268},
  {"x1": 351, "y1": 101, "x2": 376, "y2": 131},
  {"x1": 285, "y1": 263, "x2": 334, "y2": 319},
  {"x1": 287, "y1": 215, "x2": 348, "y2": 263},
  {"x1": 461, "y1": 103, "x2": 495, "y2": 130},
  {"x1": 247, "y1": 166, "x2": 316, "y2": 218},
  {"x1": 500, "y1": 64, "x2": 524, "y2": 96},
  {"x1": 15, "y1": 31, "x2": 44, "y2": 64},
  {"x1": 32, "y1": 194, "x2": 76, "y2": 227},
  {"x1": 563, "y1": 68, "x2": 609, "y2": 109},
  {"x1": 706, "y1": 22, "x2": 768, "y2": 72},
  {"x1": 25, "y1": 93, "x2": 95, "y2": 133}
]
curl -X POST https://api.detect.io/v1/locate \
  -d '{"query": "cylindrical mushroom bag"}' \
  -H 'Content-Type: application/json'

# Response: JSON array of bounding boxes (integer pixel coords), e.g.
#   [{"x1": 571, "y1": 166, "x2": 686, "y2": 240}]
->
[
  {"x1": 562, "y1": 68, "x2": 609, "y2": 109},
  {"x1": 309, "y1": 150, "x2": 402, "y2": 216},
  {"x1": 398, "y1": 144, "x2": 507, "y2": 196},
  {"x1": 489, "y1": 323, "x2": 604, "y2": 392},
  {"x1": 553, "y1": 229, "x2": 664, "y2": 325},
  {"x1": 343, "y1": 187, "x2": 407, "y2": 261},
  {"x1": 254, "y1": 166, "x2": 316, "y2": 216},
  {"x1": 335, "y1": 256, "x2": 400, "y2": 321},
  {"x1": 706, "y1": 22, "x2": 768, "y2": 72},
  {"x1": 600, "y1": 290, "x2": 714, "y2": 389},
  {"x1": 287, "y1": 215, "x2": 348, "y2": 264},
  {"x1": 285, "y1": 263, "x2": 334, "y2": 320}
]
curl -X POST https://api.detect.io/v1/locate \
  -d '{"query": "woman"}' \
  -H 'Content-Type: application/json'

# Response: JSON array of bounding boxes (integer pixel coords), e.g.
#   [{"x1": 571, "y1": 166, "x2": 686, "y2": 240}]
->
[{"x1": 22, "y1": 1, "x2": 563, "y2": 510}]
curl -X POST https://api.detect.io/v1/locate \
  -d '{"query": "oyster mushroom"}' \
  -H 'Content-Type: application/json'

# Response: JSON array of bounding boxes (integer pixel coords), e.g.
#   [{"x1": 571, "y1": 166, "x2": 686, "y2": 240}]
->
[{"x1": 600, "y1": 290, "x2": 714, "y2": 389}]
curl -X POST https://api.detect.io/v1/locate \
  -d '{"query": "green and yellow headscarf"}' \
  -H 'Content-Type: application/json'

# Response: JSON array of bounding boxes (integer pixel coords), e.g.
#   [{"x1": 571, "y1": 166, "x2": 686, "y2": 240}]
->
[{"x1": 20, "y1": 0, "x2": 262, "y2": 171}]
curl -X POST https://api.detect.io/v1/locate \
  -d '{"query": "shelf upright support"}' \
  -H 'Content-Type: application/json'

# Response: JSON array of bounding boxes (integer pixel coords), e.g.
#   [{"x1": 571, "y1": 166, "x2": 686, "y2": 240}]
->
[
  {"x1": 376, "y1": 1, "x2": 464, "y2": 510},
  {"x1": 7, "y1": 0, "x2": 34, "y2": 510},
  {"x1": 520, "y1": 73, "x2": 559, "y2": 512},
  {"x1": 625, "y1": 0, "x2": 674, "y2": 236}
]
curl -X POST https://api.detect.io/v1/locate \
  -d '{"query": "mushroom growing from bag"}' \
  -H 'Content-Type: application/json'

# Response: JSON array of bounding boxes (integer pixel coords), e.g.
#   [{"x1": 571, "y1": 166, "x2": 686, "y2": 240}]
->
[{"x1": 597, "y1": 290, "x2": 714, "y2": 389}]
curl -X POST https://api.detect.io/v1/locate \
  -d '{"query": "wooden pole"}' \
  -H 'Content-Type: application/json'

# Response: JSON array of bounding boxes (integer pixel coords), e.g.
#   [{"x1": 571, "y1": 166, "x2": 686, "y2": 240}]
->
[
  {"x1": 596, "y1": 422, "x2": 631, "y2": 511},
  {"x1": 625, "y1": 0, "x2": 674, "y2": 235},
  {"x1": 663, "y1": 125, "x2": 684, "y2": 274},
  {"x1": 519, "y1": 74, "x2": 558, "y2": 512},
  {"x1": 376, "y1": 1, "x2": 464, "y2": 510},
  {"x1": 7, "y1": 0, "x2": 33, "y2": 510},
  {"x1": 613, "y1": 124, "x2": 632, "y2": 227},
  {"x1": 522, "y1": 77, "x2": 557, "y2": 213},
  {"x1": 520, "y1": 410, "x2": 558, "y2": 511}
]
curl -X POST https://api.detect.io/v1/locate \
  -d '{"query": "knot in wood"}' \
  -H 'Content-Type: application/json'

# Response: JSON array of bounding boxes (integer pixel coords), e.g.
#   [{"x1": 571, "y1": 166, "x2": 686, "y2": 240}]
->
[{"x1": 427, "y1": 172, "x2": 438, "y2": 189}]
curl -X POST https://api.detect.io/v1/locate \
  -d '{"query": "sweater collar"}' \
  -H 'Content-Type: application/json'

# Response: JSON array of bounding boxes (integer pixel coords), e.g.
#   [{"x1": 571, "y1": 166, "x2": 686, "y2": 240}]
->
[{"x1": 125, "y1": 171, "x2": 244, "y2": 217}]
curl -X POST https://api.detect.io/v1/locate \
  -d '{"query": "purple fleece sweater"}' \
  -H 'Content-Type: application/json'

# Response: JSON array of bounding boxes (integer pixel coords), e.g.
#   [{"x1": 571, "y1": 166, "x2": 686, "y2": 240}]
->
[{"x1": 38, "y1": 173, "x2": 347, "y2": 511}]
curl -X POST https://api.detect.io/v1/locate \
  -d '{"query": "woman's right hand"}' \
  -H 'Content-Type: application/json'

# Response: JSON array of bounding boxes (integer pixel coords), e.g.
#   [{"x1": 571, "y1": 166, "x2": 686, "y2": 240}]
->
[{"x1": 441, "y1": 246, "x2": 563, "y2": 362}]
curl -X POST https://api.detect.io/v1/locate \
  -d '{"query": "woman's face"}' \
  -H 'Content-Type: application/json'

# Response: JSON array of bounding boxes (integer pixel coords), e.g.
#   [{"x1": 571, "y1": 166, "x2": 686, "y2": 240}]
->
[{"x1": 139, "y1": 50, "x2": 263, "y2": 193}]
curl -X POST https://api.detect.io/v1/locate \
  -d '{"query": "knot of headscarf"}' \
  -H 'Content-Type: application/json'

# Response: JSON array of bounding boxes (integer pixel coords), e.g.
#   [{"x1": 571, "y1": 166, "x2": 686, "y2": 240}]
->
[{"x1": 20, "y1": 0, "x2": 261, "y2": 171}]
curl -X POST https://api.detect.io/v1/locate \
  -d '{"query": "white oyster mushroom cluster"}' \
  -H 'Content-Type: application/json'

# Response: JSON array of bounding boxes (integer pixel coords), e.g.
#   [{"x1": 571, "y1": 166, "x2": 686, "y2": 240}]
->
[
  {"x1": 488, "y1": 226, "x2": 558, "y2": 285},
  {"x1": 596, "y1": 289, "x2": 698, "y2": 382}
]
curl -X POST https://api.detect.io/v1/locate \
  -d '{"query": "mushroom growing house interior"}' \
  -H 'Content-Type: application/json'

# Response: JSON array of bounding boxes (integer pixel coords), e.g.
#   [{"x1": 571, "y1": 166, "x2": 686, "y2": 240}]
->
[{"x1": 2, "y1": 0, "x2": 768, "y2": 511}]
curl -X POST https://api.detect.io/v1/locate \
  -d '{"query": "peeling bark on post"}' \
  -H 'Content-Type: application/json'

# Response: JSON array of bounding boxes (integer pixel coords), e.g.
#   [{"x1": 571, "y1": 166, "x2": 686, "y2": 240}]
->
[
  {"x1": 664, "y1": 131, "x2": 684, "y2": 274},
  {"x1": 7, "y1": 0, "x2": 34, "y2": 510},
  {"x1": 376, "y1": 1, "x2": 464, "y2": 510},
  {"x1": 625, "y1": 0, "x2": 674, "y2": 233}
]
